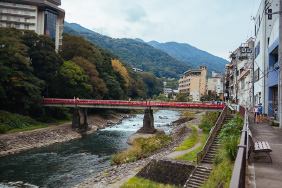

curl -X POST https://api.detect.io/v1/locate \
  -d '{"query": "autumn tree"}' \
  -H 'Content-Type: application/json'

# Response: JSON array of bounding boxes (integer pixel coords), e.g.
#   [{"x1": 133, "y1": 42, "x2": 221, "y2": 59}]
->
[{"x1": 72, "y1": 57, "x2": 107, "y2": 99}]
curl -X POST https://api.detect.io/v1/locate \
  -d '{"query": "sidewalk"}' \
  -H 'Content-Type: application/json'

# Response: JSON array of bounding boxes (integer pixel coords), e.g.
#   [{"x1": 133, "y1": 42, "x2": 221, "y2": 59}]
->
[{"x1": 248, "y1": 113, "x2": 282, "y2": 188}]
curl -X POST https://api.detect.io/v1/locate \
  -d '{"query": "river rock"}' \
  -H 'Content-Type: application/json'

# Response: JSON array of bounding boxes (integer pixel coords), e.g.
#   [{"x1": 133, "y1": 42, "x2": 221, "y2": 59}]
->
[{"x1": 126, "y1": 129, "x2": 165, "y2": 145}]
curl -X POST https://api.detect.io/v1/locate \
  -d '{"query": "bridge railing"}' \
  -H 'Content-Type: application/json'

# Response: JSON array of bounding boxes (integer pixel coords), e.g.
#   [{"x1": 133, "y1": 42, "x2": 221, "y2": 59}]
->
[
  {"x1": 196, "y1": 105, "x2": 227, "y2": 165},
  {"x1": 41, "y1": 98, "x2": 226, "y2": 109},
  {"x1": 229, "y1": 109, "x2": 248, "y2": 188}
]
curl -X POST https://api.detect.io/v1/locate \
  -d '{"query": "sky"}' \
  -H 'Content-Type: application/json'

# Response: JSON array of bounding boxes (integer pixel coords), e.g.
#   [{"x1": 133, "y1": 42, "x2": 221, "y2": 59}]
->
[{"x1": 60, "y1": 0, "x2": 261, "y2": 60}]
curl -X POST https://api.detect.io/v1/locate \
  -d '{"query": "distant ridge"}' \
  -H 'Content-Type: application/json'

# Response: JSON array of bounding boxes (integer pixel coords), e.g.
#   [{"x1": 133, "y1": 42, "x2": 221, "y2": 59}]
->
[
  {"x1": 147, "y1": 41, "x2": 228, "y2": 76},
  {"x1": 63, "y1": 22, "x2": 193, "y2": 78}
]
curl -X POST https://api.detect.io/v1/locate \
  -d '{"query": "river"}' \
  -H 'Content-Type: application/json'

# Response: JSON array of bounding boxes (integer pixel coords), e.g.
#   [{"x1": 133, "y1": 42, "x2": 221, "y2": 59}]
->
[{"x1": 0, "y1": 110, "x2": 181, "y2": 188}]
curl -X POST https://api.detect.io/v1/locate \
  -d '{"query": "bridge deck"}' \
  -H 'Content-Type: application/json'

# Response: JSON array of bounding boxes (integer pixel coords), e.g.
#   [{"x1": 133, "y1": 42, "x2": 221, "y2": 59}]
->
[{"x1": 41, "y1": 98, "x2": 225, "y2": 112}]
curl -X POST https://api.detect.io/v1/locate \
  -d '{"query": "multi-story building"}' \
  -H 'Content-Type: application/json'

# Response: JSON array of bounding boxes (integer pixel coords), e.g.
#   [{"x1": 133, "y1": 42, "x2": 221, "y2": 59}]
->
[
  {"x1": 178, "y1": 66, "x2": 207, "y2": 97},
  {"x1": 207, "y1": 71, "x2": 223, "y2": 97},
  {"x1": 253, "y1": 0, "x2": 279, "y2": 117},
  {"x1": 226, "y1": 38, "x2": 254, "y2": 109},
  {"x1": 0, "y1": 0, "x2": 65, "y2": 51}
]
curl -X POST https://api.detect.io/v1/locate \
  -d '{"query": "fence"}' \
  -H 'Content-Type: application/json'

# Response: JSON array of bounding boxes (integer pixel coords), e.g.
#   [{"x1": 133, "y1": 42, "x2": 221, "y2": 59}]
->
[
  {"x1": 196, "y1": 105, "x2": 227, "y2": 165},
  {"x1": 229, "y1": 108, "x2": 248, "y2": 188}
]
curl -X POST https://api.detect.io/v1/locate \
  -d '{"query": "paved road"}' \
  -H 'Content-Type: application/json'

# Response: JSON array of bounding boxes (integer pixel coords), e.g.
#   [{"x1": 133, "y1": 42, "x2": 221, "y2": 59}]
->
[{"x1": 248, "y1": 113, "x2": 282, "y2": 188}]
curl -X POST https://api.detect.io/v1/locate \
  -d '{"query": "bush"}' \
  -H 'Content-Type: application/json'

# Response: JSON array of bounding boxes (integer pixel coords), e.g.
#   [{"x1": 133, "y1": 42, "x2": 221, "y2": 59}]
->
[
  {"x1": 198, "y1": 112, "x2": 219, "y2": 131},
  {"x1": 111, "y1": 134, "x2": 173, "y2": 165},
  {"x1": 0, "y1": 110, "x2": 37, "y2": 133}
]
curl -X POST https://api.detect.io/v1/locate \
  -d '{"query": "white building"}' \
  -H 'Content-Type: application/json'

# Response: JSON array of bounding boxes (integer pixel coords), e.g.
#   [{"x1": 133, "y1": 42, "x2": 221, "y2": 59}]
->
[
  {"x1": 0, "y1": 0, "x2": 65, "y2": 51},
  {"x1": 163, "y1": 88, "x2": 172, "y2": 97},
  {"x1": 253, "y1": 0, "x2": 279, "y2": 115},
  {"x1": 190, "y1": 90, "x2": 200, "y2": 101},
  {"x1": 207, "y1": 72, "x2": 223, "y2": 96}
]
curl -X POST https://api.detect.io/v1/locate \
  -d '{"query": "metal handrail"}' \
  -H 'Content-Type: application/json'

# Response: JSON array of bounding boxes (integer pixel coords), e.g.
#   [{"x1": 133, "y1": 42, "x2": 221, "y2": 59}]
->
[
  {"x1": 41, "y1": 98, "x2": 226, "y2": 109},
  {"x1": 196, "y1": 105, "x2": 228, "y2": 165},
  {"x1": 229, "y1": 109, "x2": 248, "y2": 188}
]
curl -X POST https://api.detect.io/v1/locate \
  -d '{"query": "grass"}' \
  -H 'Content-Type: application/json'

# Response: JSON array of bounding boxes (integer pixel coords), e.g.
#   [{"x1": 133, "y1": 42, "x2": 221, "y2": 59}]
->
[
  {"x1": 111, "y1": 134, "x2": 173, "y2": 165},
  {"x1": 174, "y1": 125, "x2": 199, "y2": 151},
  {"x1": 5, "y1": 124, "x2": 48, "y2": 133},
  {"x1": 120, "y1": 177, "x2": 180, "y2": 188},
  {"x1": 200, "y1": 149, "x2": 234, "y2": 188},
  {"x1": 175, "y1": 131, "x2": 209, "y2": 162}
]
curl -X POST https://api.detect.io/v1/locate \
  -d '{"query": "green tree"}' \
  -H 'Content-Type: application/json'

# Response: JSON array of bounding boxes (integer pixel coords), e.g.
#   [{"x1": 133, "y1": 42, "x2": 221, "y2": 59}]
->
[
  {"x1": 72, "y1": 57, "x2": 107, "y2": 99},
  {"x1": 59, "y1": 60, "x2": 92, "y2": 98},
  {"x1": 0, "y1": 28, "x2": 44, "y2": 113}
]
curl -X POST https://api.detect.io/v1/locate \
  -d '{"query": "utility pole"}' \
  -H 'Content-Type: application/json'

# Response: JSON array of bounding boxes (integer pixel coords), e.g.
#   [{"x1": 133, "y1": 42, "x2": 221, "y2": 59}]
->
[{"x1": 279, "y1": 0, "x2": 282, "y2": 128}]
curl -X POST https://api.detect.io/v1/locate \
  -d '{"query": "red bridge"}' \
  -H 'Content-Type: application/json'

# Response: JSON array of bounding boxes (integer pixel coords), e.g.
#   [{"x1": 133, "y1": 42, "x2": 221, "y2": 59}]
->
[
  {"x1": 41, "y1": 98, "x2": 225, "y2": 112},
  {"x1": 42, "y1": 98, "x2": 226, "y2": 133}
]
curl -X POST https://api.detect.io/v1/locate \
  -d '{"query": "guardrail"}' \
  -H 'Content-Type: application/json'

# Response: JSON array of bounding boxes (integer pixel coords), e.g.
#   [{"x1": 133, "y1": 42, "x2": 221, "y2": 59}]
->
[
  {"x1": 196, "y1": 105, "x2": 227, "y2": 165},
  {"x1": 229, "y1": 109, "x2": 248, "y2": 188},
  {"x1": 41, "y1": 98, "x2": 226, "y2": 109}
]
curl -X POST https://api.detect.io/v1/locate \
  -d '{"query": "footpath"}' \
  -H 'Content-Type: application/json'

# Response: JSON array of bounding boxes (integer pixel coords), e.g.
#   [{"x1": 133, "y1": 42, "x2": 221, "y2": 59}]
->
[{"x1": 248, "y1": 113, "x2": 282, "y2": 188}]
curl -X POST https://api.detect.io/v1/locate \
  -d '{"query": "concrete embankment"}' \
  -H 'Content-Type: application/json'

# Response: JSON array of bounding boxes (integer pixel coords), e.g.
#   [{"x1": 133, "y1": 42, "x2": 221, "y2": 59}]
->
[{"x1": 0, "y1": 112, "x2": 132, "y2": 157}]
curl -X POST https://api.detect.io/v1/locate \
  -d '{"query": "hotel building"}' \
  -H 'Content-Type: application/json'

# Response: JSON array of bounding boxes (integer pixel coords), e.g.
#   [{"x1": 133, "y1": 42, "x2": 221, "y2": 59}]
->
[{"x1": 0, "y1": 0, "x2": 65, "y2": 51}]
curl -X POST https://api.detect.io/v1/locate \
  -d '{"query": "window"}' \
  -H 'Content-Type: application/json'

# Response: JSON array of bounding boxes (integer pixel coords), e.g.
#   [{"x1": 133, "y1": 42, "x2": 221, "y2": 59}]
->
[
  {"x1": 25, "y1": 10, "x2": 30, "y2": 15},
  {"x1": 7, "y1": 15, "x2": 11, "y2": 20},
  {"x1": 255, "y1": 41, "x2": 260, "y2": 58},
  {"x1": 241, "y1": 78, "x2": 245, "y2": 89},
  {"x1": 0, "y1": 9, "x2": 2, "y2": 13},
  {"x1": 24, "y1": 24, "x2": 29, "y2": 29},
  {"x1": 6, "y1": 23, "x2": 11, "y2": 27},
  {"x1": 15, "y1": 9, "x2": 21, "y2": 14},
  {"x1": 213, "y1": 79, "x2": 217, "y2": 82},
  {"x1": 15, "y1": 23, "x2": 20, "y2": 28},
  {"x1": 15, "y1": 16, "x2": 20, "y2": 21},
  {"x1": 0, "y1": 22, "x2": 3, "y2": 26},
  {"x1": 254, "y1": 68, "x2": 260, "y2": 82},
  {"x1": 0, "y1": 15, "x2": 2, "y2": 20},
  {"x1": 268, "y1": 9, "x2": 272, "y2": 20},
  {"x1": 7, "y1": 9, "x2": 12, "y2": 13},
  {"x1": 25, "y1": 18, "x2": 29, "y2": 22}
]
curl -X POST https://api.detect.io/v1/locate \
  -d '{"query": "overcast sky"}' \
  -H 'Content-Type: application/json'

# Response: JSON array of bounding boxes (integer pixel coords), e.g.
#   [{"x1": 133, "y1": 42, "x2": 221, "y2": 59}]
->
[{"x1": 61, "y1": 0, "x2": 261, "y2": 60}]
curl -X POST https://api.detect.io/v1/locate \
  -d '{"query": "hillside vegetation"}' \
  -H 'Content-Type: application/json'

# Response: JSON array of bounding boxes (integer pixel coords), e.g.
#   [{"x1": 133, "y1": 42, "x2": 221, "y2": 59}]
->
[{"x1": 64, "y1": 22, "x2": 193, "y2": 78}]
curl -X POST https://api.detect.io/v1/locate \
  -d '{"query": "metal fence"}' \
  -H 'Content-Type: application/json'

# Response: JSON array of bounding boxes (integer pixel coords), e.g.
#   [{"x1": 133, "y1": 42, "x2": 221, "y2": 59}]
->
[
  {"x1": 197, "y1": 105, "x2": 227, "y2": 165},
  {"x1": 229, "y1": 108, "x2": 249, "y2": 188}
]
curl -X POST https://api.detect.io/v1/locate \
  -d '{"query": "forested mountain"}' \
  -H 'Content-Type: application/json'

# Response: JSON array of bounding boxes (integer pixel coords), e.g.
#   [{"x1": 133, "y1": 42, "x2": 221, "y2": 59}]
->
[
  {"x1": 147, "y1": 41, "x2": 228, "y2": 77},
  {"x1": 0, "y1": 27, "x2": 164, "y2": 119},
  {"x1": 64, "y1": 22, "x2": 192, "y2": 78}
]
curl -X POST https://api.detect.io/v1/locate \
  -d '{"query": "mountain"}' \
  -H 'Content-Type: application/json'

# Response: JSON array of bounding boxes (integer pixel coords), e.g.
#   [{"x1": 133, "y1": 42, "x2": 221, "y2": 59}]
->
[
  {"x1": 63, "y1": 22, "x2": 192, "y2": 78},
  {"x1": 147, "y1": 41, "x2": 228, "y2": 77}
]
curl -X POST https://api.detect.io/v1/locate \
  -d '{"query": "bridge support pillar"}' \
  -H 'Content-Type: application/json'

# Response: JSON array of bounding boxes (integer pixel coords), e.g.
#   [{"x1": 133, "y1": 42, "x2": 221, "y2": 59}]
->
[
  {"x1": 137, "y1": 109, "x2": 156, "y2": 134},
  {"x1": 72, "y1": 108, "x2": 88, "y2": 131}
]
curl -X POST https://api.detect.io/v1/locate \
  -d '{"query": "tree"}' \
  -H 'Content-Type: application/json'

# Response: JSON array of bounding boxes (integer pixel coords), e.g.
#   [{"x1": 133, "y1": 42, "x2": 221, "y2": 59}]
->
[
  {"x1": 22, "y1": 31, "x2": 63, "y2": 97},
  {"x1": 59, "y1": 60, "x2": 92, "y2": 98},
  {"x1": 0, "y1": 28, "x2": 44, "y2": 113},
  {"x1": 72, "y1": 57, "x2": 107, "y2": 99}
]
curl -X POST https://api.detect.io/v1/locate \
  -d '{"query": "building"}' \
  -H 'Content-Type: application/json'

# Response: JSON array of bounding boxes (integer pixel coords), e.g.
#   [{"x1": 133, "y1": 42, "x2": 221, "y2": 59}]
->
[
  {"x1": 178, "y1": 66, "x2": 207, "y2": 97},
  {"x1": 254, "y1": 0, "x2": 279, "y2": 119},
  {"x1": 0, "y1": 0, "x2": 65, "y2": 51},
  {"x1": 133, "y1": 68, "x2": 143, "y2": 72},
  {"x1": 190, "y1": 90, "x2": 200, "y2": 101},
  {"x1": 207, "y1": 71, "x2": 223, "y2": 97},
  {"x1": 163, "y1": 88, "x2": 172, "y2": 98}
]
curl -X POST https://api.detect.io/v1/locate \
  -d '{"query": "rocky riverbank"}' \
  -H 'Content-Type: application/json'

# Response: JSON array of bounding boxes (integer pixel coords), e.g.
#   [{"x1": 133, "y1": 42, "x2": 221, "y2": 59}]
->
[
  {"x1": 73, "y1": 112, "x2": 203, "y2": 188},
  {"x1": 0, "y1": 112, "x2": 133, "y2": 158}
]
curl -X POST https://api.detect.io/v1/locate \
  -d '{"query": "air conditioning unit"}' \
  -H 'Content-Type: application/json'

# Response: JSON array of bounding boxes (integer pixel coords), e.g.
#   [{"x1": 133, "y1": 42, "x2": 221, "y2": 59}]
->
[
  {"x1": 247, "y1": 48, "x2": 252, "y2": 53},
  {"x1": 241, "y1": 47, "x2": 246, "y2": 53}
]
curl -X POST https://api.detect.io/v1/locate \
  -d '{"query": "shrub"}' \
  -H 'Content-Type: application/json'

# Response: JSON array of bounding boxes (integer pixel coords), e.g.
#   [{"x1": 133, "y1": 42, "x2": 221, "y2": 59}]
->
[
  {"x1": 198, "y1": 112, "x2": 219, "y2": 131},
  {"x1": 111, "y1": 134, "x2": 173, "y2": 165},
  {"x1": 0, "y1": 110, "x2": 37, "y2": 133}
]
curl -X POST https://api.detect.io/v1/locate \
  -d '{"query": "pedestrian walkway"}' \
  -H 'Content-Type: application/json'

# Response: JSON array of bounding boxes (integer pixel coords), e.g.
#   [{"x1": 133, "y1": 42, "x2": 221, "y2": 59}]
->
[{"x1": 248, "y1": 113, "x2": 282, "y2": 188}]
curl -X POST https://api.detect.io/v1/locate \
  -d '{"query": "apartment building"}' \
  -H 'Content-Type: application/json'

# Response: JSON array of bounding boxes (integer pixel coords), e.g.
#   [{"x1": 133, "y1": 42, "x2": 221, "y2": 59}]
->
[
  {"x1": 225, "y1": 38, "x2": 254, "y2": 109},
  {"x1": 0, "y1": 0, "x2": 65, "y2": 51},
  {"x1": 178, "y1": 66, "x2": 207, "y2": 97},
  {"x1": 253, "y1": 0, "x2": 279, "y2": 117},
  {"x1": 207, "y1": 71, "x2": 223, "y2": 97}
]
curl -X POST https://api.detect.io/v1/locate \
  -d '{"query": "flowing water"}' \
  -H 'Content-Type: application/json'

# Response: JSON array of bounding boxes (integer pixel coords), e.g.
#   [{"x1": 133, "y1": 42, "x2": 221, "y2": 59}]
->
[{"x1": 0, "y1": 110, "x2": 181, "y2": 188}]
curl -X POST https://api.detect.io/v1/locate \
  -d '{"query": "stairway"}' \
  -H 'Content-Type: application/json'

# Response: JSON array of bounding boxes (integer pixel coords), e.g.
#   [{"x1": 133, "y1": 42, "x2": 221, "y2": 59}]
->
[
  {"x1": 185, "y1": 114, "x2": 234, "y2": 188},
  {"x1": 185, "y1": 166, "x2": 212, "y2": 188},
  {"x1": 201, "y1": 114, "x2": 234, "y2": 164}
]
